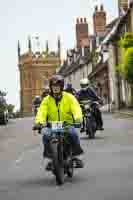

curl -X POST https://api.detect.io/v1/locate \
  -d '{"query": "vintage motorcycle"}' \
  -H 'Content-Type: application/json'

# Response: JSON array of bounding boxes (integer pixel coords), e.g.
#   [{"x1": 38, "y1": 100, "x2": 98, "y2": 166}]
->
[
  {"x1": 34, "y1": 122, "x2": 81, "y2": 185},
  {"x1": 33, "y1": 104, "x2": 40, "y2": 116},
  {"x1": 80, "y1": 100, "x2": 98, "y2": 139}
]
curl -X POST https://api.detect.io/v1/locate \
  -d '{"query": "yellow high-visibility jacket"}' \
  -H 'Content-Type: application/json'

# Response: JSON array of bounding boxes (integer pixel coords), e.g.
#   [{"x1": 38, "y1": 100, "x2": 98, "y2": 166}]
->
[{"x1": 35, "y1": 92, "x2": 82, "y2": 125}]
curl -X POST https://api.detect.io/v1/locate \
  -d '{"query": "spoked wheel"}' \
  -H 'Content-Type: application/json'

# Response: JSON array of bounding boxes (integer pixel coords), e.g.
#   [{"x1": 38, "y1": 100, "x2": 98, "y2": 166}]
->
[
  {"x1": 50, "y1": 143, "x2": 65, "y2": 185},
  {"x1": 55, "y1": 163, "x2": 65, "y2": 185},
  {"x1": 88, "y1": 126, "x2": 95, "y2": 139},
  {"x1": 3, "y1": 115, "x2": 7, "y2": 125},
  {"x1": 66, "y1": 147, "x2": 74, "y2": 178}
]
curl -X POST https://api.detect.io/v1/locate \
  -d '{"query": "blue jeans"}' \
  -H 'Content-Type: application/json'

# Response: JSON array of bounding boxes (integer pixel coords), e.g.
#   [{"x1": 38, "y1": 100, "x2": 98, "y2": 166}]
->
[{"x1": 42, "y1": 126, "x2": 80, "y2": 146}]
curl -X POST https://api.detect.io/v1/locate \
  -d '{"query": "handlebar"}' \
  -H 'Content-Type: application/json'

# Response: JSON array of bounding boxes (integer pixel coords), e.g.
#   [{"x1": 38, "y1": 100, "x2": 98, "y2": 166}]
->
[{"x1": 32, "y1": 122, "x2": 81, "y2": 133}]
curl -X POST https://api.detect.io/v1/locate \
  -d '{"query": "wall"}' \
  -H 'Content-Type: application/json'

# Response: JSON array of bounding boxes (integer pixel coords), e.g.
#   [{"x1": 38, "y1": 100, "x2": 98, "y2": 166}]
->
[
  {"x1": 65, "y1": 63, "x2": 92, "y2": 90},
  {"x1": 108, "y1": 44, "x2": 119, "y2": 108}
]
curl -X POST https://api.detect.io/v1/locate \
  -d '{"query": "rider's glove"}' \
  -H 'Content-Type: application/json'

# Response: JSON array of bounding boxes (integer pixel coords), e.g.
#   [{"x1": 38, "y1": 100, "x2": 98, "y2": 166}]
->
[
  {"x1": 32, "y1": 123, "x2": 42, "y2": 134},
  {"x1": 46, "y1": 122, "x2": 52, "y2": 128},
  {"x1": 99, "y1": 99, "x2": 103, "y2": 105}
]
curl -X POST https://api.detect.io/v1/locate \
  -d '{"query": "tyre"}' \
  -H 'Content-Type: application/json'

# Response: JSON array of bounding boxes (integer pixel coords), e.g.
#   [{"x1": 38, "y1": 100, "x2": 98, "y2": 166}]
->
[
  {"x1": 3, "y1": 114, "x2": 7, "y2": 125},
  {"x1": 66, "y1": 146, "x2": 74, "y2": 178},
  {"x1": 50, "y1": 143, "x2": 65, "y2": 185},
  {"x1": 86, "y1": 117, "x2": 96, "y2": 139}
]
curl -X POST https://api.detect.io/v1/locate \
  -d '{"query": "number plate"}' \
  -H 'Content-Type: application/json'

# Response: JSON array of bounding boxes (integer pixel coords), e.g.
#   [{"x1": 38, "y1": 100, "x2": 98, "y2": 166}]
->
[{"x1": 51, "y1": 121, "x2": 63, "y2": 131}]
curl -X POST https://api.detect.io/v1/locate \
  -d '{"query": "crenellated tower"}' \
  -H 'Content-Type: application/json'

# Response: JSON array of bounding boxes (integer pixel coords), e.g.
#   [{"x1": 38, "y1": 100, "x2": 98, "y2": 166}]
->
[{"x1": 18, "y1": 37, "x2": 61, "y2": 117}]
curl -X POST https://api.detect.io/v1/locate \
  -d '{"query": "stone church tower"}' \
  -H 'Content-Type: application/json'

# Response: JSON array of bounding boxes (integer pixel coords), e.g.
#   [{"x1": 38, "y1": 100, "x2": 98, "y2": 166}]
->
[{"x1": 18, "y1": 37, "x2": 61, "y2": 117}]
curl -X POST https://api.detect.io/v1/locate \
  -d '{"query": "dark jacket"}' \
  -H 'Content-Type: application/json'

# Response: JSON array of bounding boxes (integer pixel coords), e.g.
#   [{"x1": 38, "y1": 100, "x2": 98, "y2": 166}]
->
[
  {"x1": 76, "y1": 87, "x2": 100, "y2": 102},
  {"x1": 65, "y1": 88, "x2": 76, "y2": 96}
]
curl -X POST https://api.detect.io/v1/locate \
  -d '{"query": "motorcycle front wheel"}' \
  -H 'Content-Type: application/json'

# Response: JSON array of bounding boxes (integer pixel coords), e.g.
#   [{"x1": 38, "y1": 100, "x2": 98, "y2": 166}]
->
[
  {"x1": 86, "y1": 116, "x2": 96, "y2": 139},
  {"x1": 66, "y1": 148, "x2": 74, "y2": 178},
  {"x1": 50, "y1": 143, "x2": 65, "y2": 185}
]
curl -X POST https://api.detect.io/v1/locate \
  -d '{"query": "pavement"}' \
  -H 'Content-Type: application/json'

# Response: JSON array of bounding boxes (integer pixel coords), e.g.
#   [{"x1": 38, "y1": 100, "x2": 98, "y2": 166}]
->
[
  {"x1": 101, "y1": 104, "x2": 133, "y2": 118},
  {"x1": 0, "y1": 114, "x2": 133, "y2": 200}
]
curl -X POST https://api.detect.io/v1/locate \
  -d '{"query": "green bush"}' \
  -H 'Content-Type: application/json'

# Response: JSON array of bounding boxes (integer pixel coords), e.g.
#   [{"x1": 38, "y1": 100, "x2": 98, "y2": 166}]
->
[
  {"x1": 115, "y1": 33, "x2": 133, "y2": 106},
  {"x1": 123, "y1": 47, "x2": 133, "y2": 83},
  {"x1": 121, "y1": 33, "x2": 133, "y2": 49},
  {"x1": 116, "y1": 33, "x2": 133, "y2": 84}
]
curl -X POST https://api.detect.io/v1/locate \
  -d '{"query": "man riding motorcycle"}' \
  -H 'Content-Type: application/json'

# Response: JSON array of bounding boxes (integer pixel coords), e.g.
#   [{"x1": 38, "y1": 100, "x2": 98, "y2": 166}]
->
[
  {"x1": 41, "y1": 86, "x2": 50, "y2": 101},
  {"x1": 33, "y1": 75, "x2": 84, "y2": 170},
  {"x1": 76, "y1": 78, "x2": 104, "y2": 132},
  {"x1": 65, "y1": 83, "x2": 76, "y2": 96},
  {"x1": 32, "y1": 96, "x2": 41, "y2": 116}
]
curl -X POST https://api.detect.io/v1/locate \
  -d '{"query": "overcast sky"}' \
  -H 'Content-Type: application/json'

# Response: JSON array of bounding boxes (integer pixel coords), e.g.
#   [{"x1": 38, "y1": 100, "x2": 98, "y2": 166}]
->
[{"x1": 0, "y1": 0, "x2": 118, "y2": 110}]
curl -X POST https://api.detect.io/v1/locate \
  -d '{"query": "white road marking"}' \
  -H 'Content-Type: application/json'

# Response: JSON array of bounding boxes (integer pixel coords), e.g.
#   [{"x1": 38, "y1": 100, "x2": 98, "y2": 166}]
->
[{"x1": 15, "y1": 152, "x2": 24, "y2": 164}]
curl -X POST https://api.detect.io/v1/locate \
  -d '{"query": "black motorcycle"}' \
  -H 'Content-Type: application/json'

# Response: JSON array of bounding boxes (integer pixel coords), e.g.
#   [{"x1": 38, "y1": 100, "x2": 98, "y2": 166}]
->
[
  {"x1": 80, "y1": 100, "x2": 98, "y2": 139},
  {"x1": 33, "y1": 104, "x2": 40, "y2": 116},
  {"x1": 34, "y1": 122, "x2": 81, "y2": 185}
]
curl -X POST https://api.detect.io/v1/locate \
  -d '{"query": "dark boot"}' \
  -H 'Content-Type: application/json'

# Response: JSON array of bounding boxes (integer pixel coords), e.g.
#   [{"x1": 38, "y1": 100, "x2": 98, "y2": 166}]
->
[
  {"x1": 45, "y1": 161, "x2": 53, "y2": 171},
  {"x1": 80, "y1": 127, "x2": 85, "y2": 133},
  {"x1": 99, "y1": 126, "x2": 104, "y2": 131},
  {"x1": 80, "y1": 118, "x2": 85, "y2": 133},
  {"x1": 72, "y1": 144, "x2": 84, "y2": 156},
  {"x1": 43, "y1": 148, "x2": 47, "y2": 158},
  {"x1": 96, "y1": 109, "x2": 104, "y2": 130}
]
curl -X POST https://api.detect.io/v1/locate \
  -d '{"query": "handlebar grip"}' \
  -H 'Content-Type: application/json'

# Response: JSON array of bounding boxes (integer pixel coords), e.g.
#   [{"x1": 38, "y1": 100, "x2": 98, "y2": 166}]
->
[
  {"x1": 32, "y1": 126, "x2": 38, "y2": 131},
  {"x1": 32, "y1": 124, "x2": 43, "y2": 131}
]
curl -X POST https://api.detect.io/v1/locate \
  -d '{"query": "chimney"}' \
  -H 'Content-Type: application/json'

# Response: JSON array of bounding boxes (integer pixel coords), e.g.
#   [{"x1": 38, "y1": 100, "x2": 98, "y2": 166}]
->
[
  {"x1": 95, "y1": 5, "x2": 98, "y2": 11},
  {"x1": 76, "y1": 17, "x2": 89, "y2": 48},
  {"x1": 84, "y1": 17, "x2": 87, "y2": 23},
  {"x1": 17, "y1": 40, "x2": 21, "y2": 58},
  {"x1": 93, "y1": 4, "x2": 106, "y2": 36},
  {"x1": 28, "y1": 36, "x2": 32, "y2": 52},
  {"x1": 57, "y1": 36, "x2": 61, "y2": 58},
  {"x1": 118, "y1": 0, "x2": 128, "y2": 15},
  {"x1": 76, "y1": 18, "x2": 79, "y2": 24},
  {"x1": 100, "y1": 4, "x2": 104, "y2": 11},
  {"x1": 46, "y1": 40, "x2": 49, "y2": 54},
  {"x1": 129, "y1": 0, "x2": 133, "y2": 8}
]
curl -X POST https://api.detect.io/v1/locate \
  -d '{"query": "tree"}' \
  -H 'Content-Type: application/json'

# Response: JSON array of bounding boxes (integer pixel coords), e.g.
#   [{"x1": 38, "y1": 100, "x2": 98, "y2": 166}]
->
[
  {"x1": 123, "y1": 47, "x2": 133, "y2": 83},
  {"x1": 120, "y1": 32, "x2": 133, "y2": 50},
  {"x1": 7, "y1": 104, "x2": 15, "y2": 114},
  {"x1": 0, "y1": 90, "x2": 6, "y2": 97},
  {"x1": 117, "y1": 33, "x2": 133, "y2": 106},
  {"x1": 0, "y1": 90, "x2": 7, "y2": 112},
  {"x1": 14, "y1": 110, "x2": 21, "y2": 118}
]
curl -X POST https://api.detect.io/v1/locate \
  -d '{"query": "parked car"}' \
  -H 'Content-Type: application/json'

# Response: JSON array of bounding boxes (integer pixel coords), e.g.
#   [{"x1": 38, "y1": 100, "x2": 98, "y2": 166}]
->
[
  {"x1": 0, "y1": 109, "x2": 8, "y2": 125},
  {"x1": 8, "y1": 113, "x2": 15, "y2": 119}
]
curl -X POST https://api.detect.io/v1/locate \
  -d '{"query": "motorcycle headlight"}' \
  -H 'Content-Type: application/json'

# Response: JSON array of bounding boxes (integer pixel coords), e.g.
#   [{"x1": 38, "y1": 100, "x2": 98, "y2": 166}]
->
[{"x1": 84, "y1": 104, "x2": 90, "y2": 109}]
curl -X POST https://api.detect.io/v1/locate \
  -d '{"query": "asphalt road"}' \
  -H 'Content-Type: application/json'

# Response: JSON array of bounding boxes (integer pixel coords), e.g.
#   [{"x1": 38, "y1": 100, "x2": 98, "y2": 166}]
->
[{"x1": 0, "y1": 114, "x2": 133, "y2": 200}]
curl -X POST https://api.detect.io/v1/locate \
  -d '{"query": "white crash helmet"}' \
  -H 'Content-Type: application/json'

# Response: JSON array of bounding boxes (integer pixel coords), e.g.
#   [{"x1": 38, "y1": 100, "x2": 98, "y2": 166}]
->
[{"x1": 80, "y1": 78, "x2": 90, "y2": 89}]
